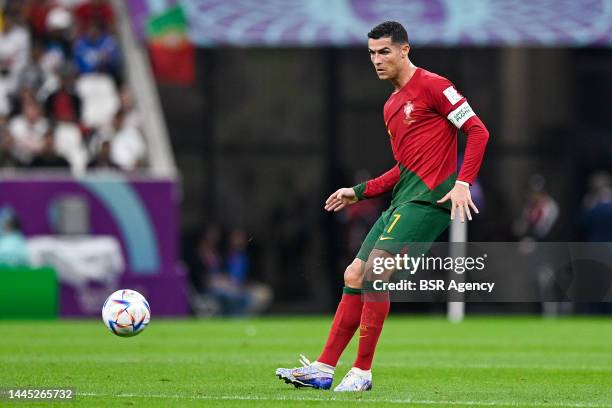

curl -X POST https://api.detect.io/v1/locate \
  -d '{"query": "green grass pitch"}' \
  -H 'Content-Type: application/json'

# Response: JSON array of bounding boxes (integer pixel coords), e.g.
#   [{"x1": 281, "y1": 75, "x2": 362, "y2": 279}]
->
[{"x1": 1, "y1": 316, "x2": 611, "y2": 407}]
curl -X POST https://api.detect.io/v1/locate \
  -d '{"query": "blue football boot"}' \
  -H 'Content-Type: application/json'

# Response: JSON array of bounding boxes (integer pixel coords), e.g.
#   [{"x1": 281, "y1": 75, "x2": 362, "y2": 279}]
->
[{"x1": 275, "y1": 355, "x2": 334, "y2": 390}]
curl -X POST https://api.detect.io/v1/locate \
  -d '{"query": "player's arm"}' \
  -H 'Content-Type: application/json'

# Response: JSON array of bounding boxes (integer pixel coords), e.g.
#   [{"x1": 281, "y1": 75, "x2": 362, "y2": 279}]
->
[
  {"x1": 431, "y1": 79, "x2": 490, "y2": 222},
  {"x1": 438, "y1": 114, "x2": 489, "y2": 222},
  {"x1": 324, "y1": 165, "x2": 400, "y2": 212},
  {"x1": 353, "y1": 165, "x2": 401, "y2": 200}
]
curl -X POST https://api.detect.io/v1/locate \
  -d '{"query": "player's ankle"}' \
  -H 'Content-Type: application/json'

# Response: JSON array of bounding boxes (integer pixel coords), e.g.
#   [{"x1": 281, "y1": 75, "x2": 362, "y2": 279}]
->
[
  {"x1": 313, "y1": 361, "x2": 335, "y2": 374},
  {"x1": 351, "y1": 366, "x2": 372, "y2": 379}
]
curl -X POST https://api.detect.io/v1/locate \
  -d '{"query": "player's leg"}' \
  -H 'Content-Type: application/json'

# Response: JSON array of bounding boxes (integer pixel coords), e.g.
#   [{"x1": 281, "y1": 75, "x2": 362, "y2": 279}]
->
[
  {"x1": 333, "y1": 248, "x2": 391, "y2": 392},
  {"x1": 275, "y1": 260, "x2": 366, "y2": 389},
  {"x1": 335, "y1": 202, "x2": 451, "y2": 392},
  {"x1": 315, "y1": 212, "x2": 389, "y2": 367},
  {"x1": 315, "y1": 258, "x2": 365, "y2": 368},
  {"x1": 275, "y1": 212, "x2": 389, "y2": 389}
]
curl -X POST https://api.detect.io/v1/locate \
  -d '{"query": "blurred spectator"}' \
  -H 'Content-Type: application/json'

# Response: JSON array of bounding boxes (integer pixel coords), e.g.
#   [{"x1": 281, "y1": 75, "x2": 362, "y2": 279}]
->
[
  {"x1": 9, "y1": 85, "x2": 38, "y2": 117},
  {"x1": 513, "y1": 174, "x2": 559, "y2": 241},
  {"x1": 87, "y1": 139, "x2": 119, "y2": 170},
  {"x1": 580, "y1": 171, "x2": 612, "y2": 242},
  {"x1": 188, "y1": 226, "x2": 224, "y2": 315},
  {"x1": 30, "y1": 129, "x2": 70, "y2": 168},
  {"x1": 87, "y1": 109, "x2": 146, "y2": 171},
  {"x1": 74, "y1": 0, "x2": 114, "y2": 32},
  {"x1": 0, "y1": 114, "x2": 17, "y2": 166},
  {"x1": 207, "y1": 273, "x2": 249, "y2": 316},
  {"x1": 227, "y1": 228, "x2": 249, "y2": 285},
  {"x1": 44, "y1": 62, "x2": 82, "y2": 123},
  {"x1": 197, "y1": 226, "x2": 223, "y2": 280},
  {"x1": 7, "y1": 100, "x2": 49, "y2": 165},
  {"x1": 205, "y1": 228, "x2": 262, "y2": 316},
  {"x1": 119, "y1": 86, "x2": 142, "y2": 130},
  {"x1": 25, "y1": 0, "x2": 54, "y2": 41},
  {"x1": 227, "y1": 228, "x2": 273, "y2": 315},
  {"x1": 73, "y1": 20, "x2": 121, "y2": 81},
  {"x1": 192, "y1": 227, "x2": 271, "y2": 316},
  {"x1": 12, "y1": 39, "x2": 62, "y2": 112},
  {"x1": 0, "y1": 10, "x2": 31, "y2": 113},
  {"x1": 18, "y1": 41, "x2": 46, "y2": 96},
  {"x1": 53, "y1": 121, "x2": 86, "y2": 172},
  {"x1": 110, "y1": 110, "x2": 146, "y2": 170},
  {"x1": 42, "y1": 7, "x2": 74, "y2": 72},
  {"x1": 514, "y1": 175, "x2": 563, "y2": 316},
  {"x1": 576, "y1": 171, "x2": 612, "y2": 314},
  {"x1": 0, "y1": 214, "x2": 29, "y2": 267}
]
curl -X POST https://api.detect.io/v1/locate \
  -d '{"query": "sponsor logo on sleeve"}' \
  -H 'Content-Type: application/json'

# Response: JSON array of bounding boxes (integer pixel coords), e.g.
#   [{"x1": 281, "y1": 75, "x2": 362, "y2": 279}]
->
[
  {"x1": 447, "y1": 101, "x2": 475, "y2": 128},
  {"x1": 443, "y1": 86, "x2": 463, "y2": 105}
]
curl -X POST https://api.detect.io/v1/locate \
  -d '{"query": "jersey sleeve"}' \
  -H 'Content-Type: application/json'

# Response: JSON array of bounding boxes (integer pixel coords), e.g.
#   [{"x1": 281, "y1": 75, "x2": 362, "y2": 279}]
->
[
  {"x1": 353, "y1": 165, "x2": 401, "y2": 200},
  {"x1": 427, "y1": 76, "x2": 475, "y2": 123},
  {"x1": 457, "y1": 115, "x2": 489, "y2": 184},
  {"x1": 428, "y1": 76, "x2": 490, "y2": 185}
]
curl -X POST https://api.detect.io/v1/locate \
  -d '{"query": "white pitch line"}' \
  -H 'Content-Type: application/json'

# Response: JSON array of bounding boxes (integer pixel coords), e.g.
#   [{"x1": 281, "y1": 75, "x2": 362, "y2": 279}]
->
[{"x1": 77, "y1": 392, "x2": 611, "y2": 407}]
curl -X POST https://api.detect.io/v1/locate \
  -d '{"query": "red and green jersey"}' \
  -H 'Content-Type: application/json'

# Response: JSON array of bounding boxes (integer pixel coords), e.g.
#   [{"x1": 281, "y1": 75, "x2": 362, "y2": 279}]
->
[{"x1": 353, "y1": 67, "x2": 489, "y2": 209}]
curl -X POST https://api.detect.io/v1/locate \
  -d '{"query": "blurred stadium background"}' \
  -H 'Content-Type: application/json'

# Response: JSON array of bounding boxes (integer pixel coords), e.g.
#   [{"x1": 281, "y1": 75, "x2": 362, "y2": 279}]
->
[{"x1": 2, "y1": 0, "x2": 611, "y2": 318}]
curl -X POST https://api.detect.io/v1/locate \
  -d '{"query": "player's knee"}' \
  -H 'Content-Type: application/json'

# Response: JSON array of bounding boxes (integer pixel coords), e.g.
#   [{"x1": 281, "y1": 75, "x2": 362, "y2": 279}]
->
[{"x1": 344, "y1": 259, "x2": 364, "y2": 289}]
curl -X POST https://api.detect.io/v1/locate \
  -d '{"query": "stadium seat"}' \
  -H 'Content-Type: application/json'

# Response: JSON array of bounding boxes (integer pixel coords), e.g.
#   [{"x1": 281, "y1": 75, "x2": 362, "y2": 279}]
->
[{"x1": 75, "y1": 73, "x2": 120, "y2": 129}]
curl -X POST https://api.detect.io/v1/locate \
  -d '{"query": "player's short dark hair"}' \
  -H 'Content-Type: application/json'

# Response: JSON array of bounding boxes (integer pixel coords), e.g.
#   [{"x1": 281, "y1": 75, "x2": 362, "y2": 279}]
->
[{"x1": 368, "y1": 21, "x2": 409, "y2": 44}]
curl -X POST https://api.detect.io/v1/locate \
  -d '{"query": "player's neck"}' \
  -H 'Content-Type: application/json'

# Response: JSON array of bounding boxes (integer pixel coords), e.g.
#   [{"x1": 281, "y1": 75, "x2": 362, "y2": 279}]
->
[{"x1": 391, "y1": 62, "x2": 417, "y2": 92}]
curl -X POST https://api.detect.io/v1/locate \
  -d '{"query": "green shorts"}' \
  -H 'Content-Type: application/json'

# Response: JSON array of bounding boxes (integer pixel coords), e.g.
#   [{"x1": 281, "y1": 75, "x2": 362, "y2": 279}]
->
[{"x1": 356, "y1": 201, "x2": 451, "y2": 261}]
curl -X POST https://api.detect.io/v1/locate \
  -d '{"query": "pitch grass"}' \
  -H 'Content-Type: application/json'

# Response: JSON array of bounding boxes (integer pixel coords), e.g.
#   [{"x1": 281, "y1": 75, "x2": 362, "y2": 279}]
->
[{"x1": 1, "y1": 316, "x2": 611, "y2": 407}]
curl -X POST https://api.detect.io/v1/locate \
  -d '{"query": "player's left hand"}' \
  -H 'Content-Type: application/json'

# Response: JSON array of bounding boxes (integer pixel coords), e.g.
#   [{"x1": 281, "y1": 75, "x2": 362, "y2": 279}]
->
[{"x1": 437, "y1": 183, "x2": 479, "y2": 222}]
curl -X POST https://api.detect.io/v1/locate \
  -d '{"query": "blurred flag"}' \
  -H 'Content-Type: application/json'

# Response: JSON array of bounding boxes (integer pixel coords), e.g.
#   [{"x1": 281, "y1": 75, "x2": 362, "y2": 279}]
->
[{"x1": 146, "y1": 5, "x2": 195, "y2": 85}]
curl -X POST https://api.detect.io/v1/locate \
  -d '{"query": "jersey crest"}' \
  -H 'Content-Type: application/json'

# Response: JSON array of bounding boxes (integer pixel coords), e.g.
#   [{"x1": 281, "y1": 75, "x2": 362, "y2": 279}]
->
[{"x1": 403, "y1": 101, "x2": 416, "y2": 125}]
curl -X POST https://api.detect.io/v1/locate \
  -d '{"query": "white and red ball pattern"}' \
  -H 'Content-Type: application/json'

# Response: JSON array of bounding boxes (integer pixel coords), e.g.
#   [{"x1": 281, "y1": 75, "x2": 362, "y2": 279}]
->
[{"x1": 102, "y1": 289, "x2": 151, "y2": 337}]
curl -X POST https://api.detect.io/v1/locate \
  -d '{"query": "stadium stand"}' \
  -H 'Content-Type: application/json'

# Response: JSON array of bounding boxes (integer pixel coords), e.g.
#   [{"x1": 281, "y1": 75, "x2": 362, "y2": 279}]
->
[{"x1": 0, "y1": 0, "x2": 153, "y2": 174}]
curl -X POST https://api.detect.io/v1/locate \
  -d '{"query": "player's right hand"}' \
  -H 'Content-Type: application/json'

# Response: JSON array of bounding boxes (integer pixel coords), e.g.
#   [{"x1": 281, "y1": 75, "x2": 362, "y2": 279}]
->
[{"x1": 324, "y1": 188, "x2": 358, "y2": 212}]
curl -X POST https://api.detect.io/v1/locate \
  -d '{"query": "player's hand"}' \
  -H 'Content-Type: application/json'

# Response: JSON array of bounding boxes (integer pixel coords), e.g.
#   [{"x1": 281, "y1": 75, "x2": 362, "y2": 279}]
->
[
  {"x1": 324, "y1": 187, "x2": 358, "y2": 212},
  {"x1": 437, "y1": 183, "x2": 479, "y2": 222}
]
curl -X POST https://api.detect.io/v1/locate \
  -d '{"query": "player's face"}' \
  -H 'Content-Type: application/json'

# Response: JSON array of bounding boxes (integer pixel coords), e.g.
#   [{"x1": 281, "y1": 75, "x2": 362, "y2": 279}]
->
[{"x1": 368, "y1": 37, "x2": 408, "y2": 80}]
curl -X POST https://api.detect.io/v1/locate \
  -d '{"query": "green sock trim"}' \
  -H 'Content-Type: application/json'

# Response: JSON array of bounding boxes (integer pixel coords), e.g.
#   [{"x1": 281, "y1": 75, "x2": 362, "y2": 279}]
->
[{"x1": 343, "y1": 286, "x2": 362, "y2": 295}]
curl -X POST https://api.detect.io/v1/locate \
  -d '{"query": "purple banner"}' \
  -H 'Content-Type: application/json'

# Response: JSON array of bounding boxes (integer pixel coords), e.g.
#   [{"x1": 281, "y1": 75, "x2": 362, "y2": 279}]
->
[
  {"x1": 127, "y1": 0, "x2": 612, "y2": 47},
  {"x1": 0, "y1": 174, "x2": 189, "y2": 316}
]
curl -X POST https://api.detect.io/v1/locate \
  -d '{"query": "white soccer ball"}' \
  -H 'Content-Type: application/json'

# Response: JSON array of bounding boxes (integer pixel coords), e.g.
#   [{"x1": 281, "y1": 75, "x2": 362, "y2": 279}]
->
[{"x1": 101, "y1": 289, "x2": 151, "y2": 337}]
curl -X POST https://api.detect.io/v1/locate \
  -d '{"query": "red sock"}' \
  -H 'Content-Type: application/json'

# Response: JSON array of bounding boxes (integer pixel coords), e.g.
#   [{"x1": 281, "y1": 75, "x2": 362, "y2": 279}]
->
[
  {"x1": 317, "y1": 288, "x2": 364, "y2": 367},
  {"x1": 353, "y1": 291, "x2": 390, "y2": 370}
]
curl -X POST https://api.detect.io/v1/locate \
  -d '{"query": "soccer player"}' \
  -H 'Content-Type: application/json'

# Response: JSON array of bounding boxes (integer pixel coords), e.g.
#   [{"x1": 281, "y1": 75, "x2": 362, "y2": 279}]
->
[{"x1": 276, "y1": 21, "x2": 489, "y2": 391}]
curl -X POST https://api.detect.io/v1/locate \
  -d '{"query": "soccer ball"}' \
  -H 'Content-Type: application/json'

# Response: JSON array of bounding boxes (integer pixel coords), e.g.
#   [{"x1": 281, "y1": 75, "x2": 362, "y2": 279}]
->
[{"x1": 101, "y1": 289, "x2": 151, "y2": 337}]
